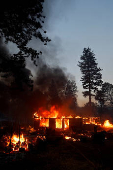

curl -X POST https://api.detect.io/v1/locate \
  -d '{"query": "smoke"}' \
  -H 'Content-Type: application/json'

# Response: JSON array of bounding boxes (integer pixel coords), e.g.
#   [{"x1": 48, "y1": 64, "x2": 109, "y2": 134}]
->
[
  {"x1": 0, "y1": 1, "x2": 78, "y2": 123},
  {"x1": 35, "y1": 64, "x2": 67, "y2": 92}
]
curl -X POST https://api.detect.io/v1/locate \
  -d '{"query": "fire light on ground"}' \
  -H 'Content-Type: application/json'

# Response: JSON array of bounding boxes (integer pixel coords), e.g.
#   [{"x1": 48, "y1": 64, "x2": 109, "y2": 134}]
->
[{"x1": 65, "y1": 136, "x2": 80, "y2": 142}]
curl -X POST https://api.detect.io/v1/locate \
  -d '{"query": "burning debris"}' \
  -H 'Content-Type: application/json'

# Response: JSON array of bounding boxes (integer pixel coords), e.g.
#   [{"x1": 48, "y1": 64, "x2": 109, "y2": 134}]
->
[{"x1": 2, "y1": 133, "x2": 28, "y2": 152}]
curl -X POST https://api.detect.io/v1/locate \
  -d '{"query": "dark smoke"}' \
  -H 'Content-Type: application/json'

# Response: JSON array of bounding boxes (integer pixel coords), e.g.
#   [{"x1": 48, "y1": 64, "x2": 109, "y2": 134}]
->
[
  {"x1": 35, "y1": 64, "x2": 67, "y2": 92},
  {"x1": 0, "y1": 1, "x2": 78, "y2": 124}
]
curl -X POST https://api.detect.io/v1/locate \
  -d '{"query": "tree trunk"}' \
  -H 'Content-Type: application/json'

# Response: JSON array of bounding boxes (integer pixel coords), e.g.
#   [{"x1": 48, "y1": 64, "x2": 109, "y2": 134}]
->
[
  {"x1": 89, "y1": 80, "x2": 91, "y2": 107},
  {"x1": 89, "y1": 93, "x2": 91, "y2": 107}
]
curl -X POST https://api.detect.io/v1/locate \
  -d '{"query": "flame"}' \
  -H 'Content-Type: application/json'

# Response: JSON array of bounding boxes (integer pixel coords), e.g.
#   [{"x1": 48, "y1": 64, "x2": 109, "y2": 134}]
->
[
  {"x1": 38, "y1": 106, "x2": 59, "y2": 118},
  {"x1": 56, "y1": 119, "x2": 62, "y2": 129},
  {"x1": 34, "y1": 112, "x2": 39, "y2": 119},
  {"x1": 40, "y1": 119, "x2": 49, "y2": 127},
  {"x1": 65, "y1": 136, "x2": 71, "y2": 140},
  {"x1": 9, "y1": 134, "x2": 28, "y2": 151},
  {"x1": 34, "y1": 107, "x2": 102, "y2": 129},
  {"x1": 64, "y1": 119, "x2": 69, "y2": 129},
  {"x1": 65, "y1": 136, "x2": 80, "y2": 142},
  {"x1": 75, "y1": 116, "x2": 81, "y2": 118},
  {"x1": 11, "y1": 134, "x2": 25, "y2": 144},
  {"x1": 103, "y1": 120, "x2": 113, "y2": 128}
]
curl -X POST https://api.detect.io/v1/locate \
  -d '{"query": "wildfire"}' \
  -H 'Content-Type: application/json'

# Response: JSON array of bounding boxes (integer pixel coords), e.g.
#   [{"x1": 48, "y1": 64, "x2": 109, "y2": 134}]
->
[{"x1": 103, "y1": 120, "x2": 113, "y2": 128}]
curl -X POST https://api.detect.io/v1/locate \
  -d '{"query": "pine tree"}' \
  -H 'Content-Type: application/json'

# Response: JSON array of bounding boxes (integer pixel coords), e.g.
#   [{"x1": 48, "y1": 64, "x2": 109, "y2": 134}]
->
[{"x1": 78, "y1": 47, "x2": 102, "y2": 106}]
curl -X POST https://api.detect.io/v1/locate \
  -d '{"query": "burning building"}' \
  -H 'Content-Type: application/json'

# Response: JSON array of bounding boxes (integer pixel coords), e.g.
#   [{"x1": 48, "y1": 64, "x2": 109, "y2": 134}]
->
[{"x1": 33, "y1": 106, "x2": 101, "y2": 131}]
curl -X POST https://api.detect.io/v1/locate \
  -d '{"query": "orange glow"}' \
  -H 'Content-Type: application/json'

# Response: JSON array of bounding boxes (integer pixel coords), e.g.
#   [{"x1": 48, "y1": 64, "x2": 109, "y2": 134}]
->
[
  {"x1": 40, "y1": 119, "x2": 49, "y2": 127},
  {"x1": 11, "y1": 134, "x2": 24, "y2": 144},
  {"x1": 34, "y1": 112, "x2": 39, "y2": 119},
  {"x1": 65, "y1": 136, "x2": 71, "y2": 140},
  {"x1": 83, "y1": 117, "x2": 101, "y2": 125},
  {"x1": 67, "y1": 115, "x2": 73, "y2": 118},
  {"x1": 103, "y1": 120, "x2": 113, "y2": 128},
  {"x1": 64, "y1": 119, "x2": 69, "y2": 129},
  {"x1": 38, "y1": 106, "x2": 59, "y2": 118},
  {"x1": 75, "y1": 116, "x2": 81, "y2": 118},
  {"x1": 56, "y1": 119, "x2": 62, "y2": 129},
  {"x1": 34, "y1": 106, "x2": 102, "y2": 129},
  {"x1": 10, "y1": 134, "x2": 28, "y2": 151},
  {"x1": 64, "y1": 136, "x2": 80, "y2": 142}
]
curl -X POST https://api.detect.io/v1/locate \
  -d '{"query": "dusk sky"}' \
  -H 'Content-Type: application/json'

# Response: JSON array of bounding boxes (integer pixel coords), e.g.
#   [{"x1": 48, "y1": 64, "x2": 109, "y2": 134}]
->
[{"x1": 8, "y1": 0, "x2": 113, "y2": 106}]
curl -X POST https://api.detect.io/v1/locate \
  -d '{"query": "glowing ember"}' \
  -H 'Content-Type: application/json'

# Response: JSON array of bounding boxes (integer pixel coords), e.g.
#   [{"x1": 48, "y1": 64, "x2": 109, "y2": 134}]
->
[
  {"x1": 83, "y1": 117, "x2": 101, "y2": 125},
  {"x1": 103, "y1": 120, "x2": 113, "y2": 128},
  {"x1": 65, "y1": 136, "x2": 71, "y2": 140},
  {"x1": 64, "y1": 136, "x2": 81, "y2": 142}
]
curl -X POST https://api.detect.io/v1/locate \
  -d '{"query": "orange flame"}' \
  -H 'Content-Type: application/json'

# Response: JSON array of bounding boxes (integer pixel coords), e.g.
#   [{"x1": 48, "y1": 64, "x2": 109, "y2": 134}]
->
[
  {"x1": 56, "y1": 119, "x2": 62, "y2": 129},
  {"x1": 38, "y1": 106, "x2": 59, "y2": 118},
  {"x1": 10, "y1": 134, "x2": 28, "y2": 151},
  {"x1": 40, "y1": 119, "x2": 49, "y2": 127},
  {"x1": 103, "y1": 120, "x2": 113, "y2": 128},
  {"x1": 64, "y1": 119, "x2": 69, "y2": 129}
]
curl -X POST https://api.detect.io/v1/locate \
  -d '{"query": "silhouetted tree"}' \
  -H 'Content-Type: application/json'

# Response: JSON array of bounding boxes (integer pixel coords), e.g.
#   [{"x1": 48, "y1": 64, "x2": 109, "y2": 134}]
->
[
  {"x1": 95, "y1": 88, "x2": 106, "y2": 113},
  {"x1": 0, "y1": 0, "x2": 50, "y2": 65},
  {"x1": 101, "y1": 82, "x2": 113, "y2": 106},
  {"x1": 65, "y1": 80, "x2": 77, "y2": 109},
  {"x1": 83, "y1": 102, "x2": 98, "y2": 116},
  {"x1": 0, "y1": 81, "x2": 10, "y2": 114},
  {"x1": 65, "y1": 80, "x2": 77, "y2": 98},
  {"x1": 78, "y1": 47, "x2": 102, "y2": 107},
  {"x1": 0, "y1": 1, "x2": 51, "y2": 89},
  {"x1": 48, "y1": 79, "x2": 62, "y2": 106}
]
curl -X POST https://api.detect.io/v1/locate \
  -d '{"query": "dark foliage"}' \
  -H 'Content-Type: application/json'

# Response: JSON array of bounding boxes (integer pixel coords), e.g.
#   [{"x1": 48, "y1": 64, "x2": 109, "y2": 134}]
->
[
  {"x1": 0, "y1": 38, "x2": 33, "y2": 90},
  {"x1": 0, "y1": 0, "x2": 50, "y2": 65},
  {"x1": 96, "y1": 82, "x2": 113, "y2": 107}
]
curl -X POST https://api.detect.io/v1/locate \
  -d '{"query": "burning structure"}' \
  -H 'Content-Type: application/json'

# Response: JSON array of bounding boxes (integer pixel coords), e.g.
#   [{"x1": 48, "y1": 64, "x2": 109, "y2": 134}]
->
[{"x1": 33, "y1": 106, "x2": 101, "y2": 131}]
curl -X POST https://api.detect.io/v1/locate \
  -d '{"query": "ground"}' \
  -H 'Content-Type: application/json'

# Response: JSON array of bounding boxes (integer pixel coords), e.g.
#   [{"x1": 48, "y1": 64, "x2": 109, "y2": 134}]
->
[{"x1": 0, "y1": 138, "x2": 113, "y2": 170}]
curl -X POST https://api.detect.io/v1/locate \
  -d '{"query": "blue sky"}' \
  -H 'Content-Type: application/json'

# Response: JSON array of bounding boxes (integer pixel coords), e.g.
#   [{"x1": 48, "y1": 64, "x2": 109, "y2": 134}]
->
[{"x1": 41, "y1": 0, "x2": 113, "y2": 106}]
